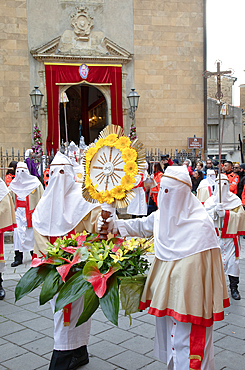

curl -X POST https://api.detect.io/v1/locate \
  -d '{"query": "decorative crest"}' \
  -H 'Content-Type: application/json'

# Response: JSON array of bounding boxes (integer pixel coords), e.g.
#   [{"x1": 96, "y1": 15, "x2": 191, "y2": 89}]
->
[{"x1": 71, "y1": 7, "x2": 94, "y2": 41}]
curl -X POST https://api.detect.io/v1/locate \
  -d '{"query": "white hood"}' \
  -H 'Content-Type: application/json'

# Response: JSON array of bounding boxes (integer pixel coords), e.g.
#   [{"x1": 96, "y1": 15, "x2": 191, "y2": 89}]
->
[
  {"x1": 153, "y1": 166, "x2": 219, "y2": 261},
  {"x1": 0, "y1": 178, "x2": 9, "y2": 202},
  {"x1": 32, "y1": 152, "x2": 98, "y2": 237},
  {"x1": 9, "y1": 162, "x2": 40, "y2": 198}
]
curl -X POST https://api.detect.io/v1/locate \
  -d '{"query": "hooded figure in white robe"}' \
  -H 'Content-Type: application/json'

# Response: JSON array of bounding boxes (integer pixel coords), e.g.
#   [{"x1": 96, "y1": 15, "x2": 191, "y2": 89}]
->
[
  {"x1": 197, "y1": 169, "x2": 216, "y2": 204},
  {"x1": 9, "y1": 162, "x2": 43, "y2": 266},
  {"x1": 112, "y1": 166, "x2": 229, "y2": 370},
  {"x1": 32, "y1": 151, "x2": 101, "y2": 370},
  {"x1": 204, "y1": 174, "x2": 245, "y2": 300}
]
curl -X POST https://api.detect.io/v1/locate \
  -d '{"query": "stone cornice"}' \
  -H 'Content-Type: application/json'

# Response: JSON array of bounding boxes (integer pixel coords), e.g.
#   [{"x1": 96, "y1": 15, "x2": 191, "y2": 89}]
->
[{"x1": 30, "y1": 36, "x2": 132, "y2": 64}]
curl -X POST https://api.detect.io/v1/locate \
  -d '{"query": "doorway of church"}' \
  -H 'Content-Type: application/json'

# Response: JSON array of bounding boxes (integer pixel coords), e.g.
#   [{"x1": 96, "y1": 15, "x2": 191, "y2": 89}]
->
[{"x1": 59, "y1": 84, "x2": 108, "y2": 146}]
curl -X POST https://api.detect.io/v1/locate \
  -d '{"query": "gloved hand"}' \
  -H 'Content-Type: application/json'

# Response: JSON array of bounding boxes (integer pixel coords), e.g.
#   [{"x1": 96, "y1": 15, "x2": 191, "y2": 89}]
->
[
  {"x1": 215, "y1": 203, "x2": 225, "y2": 218},
  {"x1": 97, "y1": 203, "x2": 117, "y2": 234}
]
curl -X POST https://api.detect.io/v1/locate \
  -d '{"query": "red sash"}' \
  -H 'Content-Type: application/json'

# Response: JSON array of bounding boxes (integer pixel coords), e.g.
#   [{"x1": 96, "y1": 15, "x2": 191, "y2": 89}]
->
[
  {"x1": 189, "y1": 324, "x2": 206, "y2": 370},
  {"x1": 15, "y1": 194, "x2": 34, "y2": 228}
]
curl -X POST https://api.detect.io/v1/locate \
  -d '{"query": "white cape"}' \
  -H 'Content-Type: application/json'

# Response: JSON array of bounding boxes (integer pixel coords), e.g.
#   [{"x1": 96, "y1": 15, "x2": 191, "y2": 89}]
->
[{"x1": 9, "y1": 162, "x2": 40, "y2": 198}]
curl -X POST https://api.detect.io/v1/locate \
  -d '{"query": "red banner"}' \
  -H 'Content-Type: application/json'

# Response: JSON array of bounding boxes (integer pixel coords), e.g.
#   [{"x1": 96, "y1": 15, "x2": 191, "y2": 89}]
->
[{"x1": 44, "y1": 63, "x2": 123, "y2": 153}]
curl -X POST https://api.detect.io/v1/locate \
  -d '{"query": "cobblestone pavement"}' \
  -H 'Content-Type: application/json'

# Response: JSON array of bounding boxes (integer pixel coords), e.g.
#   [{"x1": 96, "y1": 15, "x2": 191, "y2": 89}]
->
[{"x1": 1, "y1": 236, "x2": 245, "y2": 370}]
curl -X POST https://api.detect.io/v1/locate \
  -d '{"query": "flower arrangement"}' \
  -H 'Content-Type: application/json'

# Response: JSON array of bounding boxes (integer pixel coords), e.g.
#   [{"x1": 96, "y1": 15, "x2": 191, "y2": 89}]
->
[
  {"x1": 32, "y1": 125, "x2": 43, "y2": 162},
  {"x1": 128, "y1": 121, "x2": 137, "y2": 141},
  {"x1": 82, "y1": 125, "x2": 145, "y2": 208},
  {"x1": 15, "y1": 233, "x2": 154, "y2": 326}
]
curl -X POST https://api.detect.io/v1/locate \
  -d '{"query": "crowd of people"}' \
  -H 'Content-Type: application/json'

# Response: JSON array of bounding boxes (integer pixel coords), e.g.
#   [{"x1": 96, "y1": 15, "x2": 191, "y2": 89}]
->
[{"x1": 0, "y1": 145, "x2": 245, "y2": 370}]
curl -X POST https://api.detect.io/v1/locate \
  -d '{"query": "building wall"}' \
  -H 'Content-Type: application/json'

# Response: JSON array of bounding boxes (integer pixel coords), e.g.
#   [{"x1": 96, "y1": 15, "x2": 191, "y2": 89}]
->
[
  {"x1": 207, "y1": 76, "x2": 234, "y2": 105},
  {"x1": 133, "y1": 0, "x2": 204, "y2": 152},
  {"x1": 0, "y1": 0, "x2": 31, "y2": 152}
]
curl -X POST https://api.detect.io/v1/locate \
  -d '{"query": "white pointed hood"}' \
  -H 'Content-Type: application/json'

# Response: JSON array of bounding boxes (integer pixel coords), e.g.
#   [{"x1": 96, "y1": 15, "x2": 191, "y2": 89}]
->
[
  {"x1": 205, "y1": 174, "x2": 241, "y2": 211},
  {"x1": 32, "y1": 152, "x2": 98, "y2": 237},
  {"x1": 9, "y1": 162, "x2": 40, "y2": 198},
  {"x1": 153, "y1": 166, "x2": 219, "y2": 261}
]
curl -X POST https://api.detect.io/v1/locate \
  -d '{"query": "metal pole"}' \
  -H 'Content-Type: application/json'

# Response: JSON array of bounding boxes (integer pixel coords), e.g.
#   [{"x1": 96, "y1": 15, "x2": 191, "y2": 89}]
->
[
  {"x1": 63, "y1": 102, "x2": 68, "y2": 145},
  {"x1": 218, "y1": 102, "x2": 222, "y2": 203}
]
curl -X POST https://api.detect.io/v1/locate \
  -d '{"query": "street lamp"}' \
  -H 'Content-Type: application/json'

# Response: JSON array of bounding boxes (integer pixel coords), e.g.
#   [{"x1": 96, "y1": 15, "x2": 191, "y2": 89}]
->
[
  {"x1": 127, "y1": 88, "x2": 140, "y2": 120},
  {"x1": 30, "y1": 86, "x2": 43, "y2": 119}
]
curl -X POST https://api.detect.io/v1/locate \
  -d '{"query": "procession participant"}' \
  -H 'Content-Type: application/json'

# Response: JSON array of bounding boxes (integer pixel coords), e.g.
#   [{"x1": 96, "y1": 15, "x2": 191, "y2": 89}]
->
[
  {"x1": 197, "y1": 169, "x2": 216, "y2": 204},
  {"x1": 237, "y1": 163, "x2": 245, "y2": 199},
  {"x1": 25, "y1": 149, "x2": 39, "y2": 177},
  {"x1": 127, "y1": 161, "x2": 148, "y2": 218},
  {"x1": 32, "y1": 151, "x2": 101, "y2": 370},
  {"x1": 223, "y1": 160, "x2": 239, "y2": 194},
  {"x1": 183, "y1": 158, "x2": 193, "y2": 176},
  {"x1": 0, "y1": 178, "x2": 16, "y2": 299},
  {"x1": 106, "y1": 166, "x2": 229, "y2": 370},
  {"x1": 191, "y1": 169, "x2": 203, "y2": 195},
  {"x1": 68, "y1": 141, "x2": 84, "y2": 185},
  {"x1": 9, "y1": 162, "x2": 43, "y2": 267},
  {"x1": 205, "y1": 174, "x2": 245, "y2": 300},
  {"x1": 149, "y1": 162, "x2": 163, "y2": 209},
  {"x1": 5, "y1": 161, "x2": 17, "y2": 187}
]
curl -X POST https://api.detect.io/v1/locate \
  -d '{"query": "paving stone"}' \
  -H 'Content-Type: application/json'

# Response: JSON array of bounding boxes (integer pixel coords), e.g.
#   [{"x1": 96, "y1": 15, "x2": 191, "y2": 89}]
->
[
  {"x1": 21, "y1": 316, "x2": 53, "y2": 331},
  {"x1": 213, "y1": 346, "x2": 224, "y2": 356},
  {"x1": 0, "y1": 338, "x2": 7, "y2": 345},
  {"x1": 214, "y1": 349, "x2": 245, "y2": 370},
  {"x1": 0, "y1": 365, "x2": 8, "y2": 370},
  {"x1": 0, "y1": 279, "x2": 18, "y2": 288},
  {"x1": 3, "y1": 328, "x2": 45, "y2": 345},
  {"x1": 0, "y1": 342, "x2": 27, "y2": 362},
  {"x1": 89, "y1": 340, "x2": 125, "y2": 360},
  {"x1": 139, "y1": 360, "x2": 167, "y2": 370},
  {"x1": 90, "y1": 319, "x2": 113, "y2": 335},
  {"x1": 0, "y1": 301, "x2": 25, "y2": 314},
  {"x1": 38, "y1": 308, "x2": 53, "y2": 319},
  {"x1": 128, "y1": 323, "x2": 156, "y2": 339},
  {"x1": 117, "y1": 315, "x2": 143, "y2": 330},
  {"x1": 88, "y1": 335, "x2": 103, "y2": 346},
  {"x1": 223, "y1": 312, "x2": 245, "y2": 327},
  {"x1": 225, "y1": 303, "x2": 245, "y2": 316},
  {"x1": 108, "y1": 349, "x2": 153, "y2": 370},
  {"x1": 35, "y1": 366, "x2": 49, "y2": 370},
  {"x1": 120, "y1": 336, "x2": 154, "y2": 355},
  {"x1": 38, "y1": 326, "x2": 54, "y2": 338},
  {"x1": 217, "y1": 323, "x2": 245, "y2": 340},
  {"x1": 0, "y1": 320, "x2": 25, "y2": 336},
  {"x1": 3, "y1": 309, "x2": 40, "y2": 322},
  {"x1": 0, "y1": 315, "x2": 8, "y2": 323},
  {"x1": 96, "y1": 327, "x2": 136, "y2": 344},
  {"x1": 213, "y1": 321, "x2": 228, "y2": 331},
  {"x1": 22, "y1": 336, "x2": 54, "y2": 356},
  {"x1": 213, "y1": 331, "x2": 226, "y2": 343},
  {"x1": 136, "y1": 313, "x2": 156, "y2": 325},
  {"x1": 42, "y1": 351, "x2": 53, "y2": 361},
  {"x1": 79, "y1": 356, "x2": 117, "y2": 370},
  {"x1": 23, "y1": 301, "x2": 50, "y2": 313},
  {"x1": 215, "y1": 336, "x2": 245, "y2": 355},
  {"x1": 2, "y1": 352, "x2": 49, "y2": 370}
]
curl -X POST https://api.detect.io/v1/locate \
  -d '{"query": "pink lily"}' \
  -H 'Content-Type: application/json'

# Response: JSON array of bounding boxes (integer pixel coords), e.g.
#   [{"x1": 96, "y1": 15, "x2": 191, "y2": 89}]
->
[
  {"x1": 56, "y1": 247, "x2": 89, "y2": 282},
  {"x1": 111, "y1": 238, "x2": 125, "y2": 253},
  {"x1": 76, "y1": 234, "x2": 87, "y2": 247},
  {"x1": 83, "y1": 261, "x2": 121, "y2": 298},
  {"x1": 30, "y1": 255, "x2": 60, "y2": 268}
]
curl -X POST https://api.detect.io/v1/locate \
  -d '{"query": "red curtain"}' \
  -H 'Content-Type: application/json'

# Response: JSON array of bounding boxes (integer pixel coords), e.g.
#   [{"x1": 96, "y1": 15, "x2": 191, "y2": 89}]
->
[{"x1": 44, "y1": 63, "x2": 123, "y2": 153}]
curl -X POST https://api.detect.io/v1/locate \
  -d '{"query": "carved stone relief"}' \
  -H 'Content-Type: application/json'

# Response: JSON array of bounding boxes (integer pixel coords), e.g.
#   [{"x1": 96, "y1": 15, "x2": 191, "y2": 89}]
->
[{"x1": 70, "y1": 7, "x2": 93, "y2": 41}]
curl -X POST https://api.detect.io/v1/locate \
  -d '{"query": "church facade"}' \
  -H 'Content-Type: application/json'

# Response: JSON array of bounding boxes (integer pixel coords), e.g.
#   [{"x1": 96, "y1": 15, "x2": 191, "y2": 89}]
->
[{"x1": 0, "y1": 0, "x2": 205, "y2": 154}]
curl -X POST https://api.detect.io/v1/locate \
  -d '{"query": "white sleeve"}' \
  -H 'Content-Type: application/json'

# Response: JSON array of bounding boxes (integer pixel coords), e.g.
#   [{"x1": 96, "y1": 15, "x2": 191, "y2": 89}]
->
[{"x1": 116, "y1": 212, "x2": 155, "y2": 238}]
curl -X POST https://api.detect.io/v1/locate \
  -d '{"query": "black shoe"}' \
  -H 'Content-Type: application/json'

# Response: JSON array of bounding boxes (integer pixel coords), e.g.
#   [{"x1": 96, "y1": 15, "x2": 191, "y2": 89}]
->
[
  {"x1": 11, "y1": 260, "x2": 23, "y2": 267},
  {"x1": 69, "y1": 347, "x2": 89, "y2": 370},
  {"x1": 0, "y1": 286, "x2": 5, "y2": 300},
  {"x1": 231, "y1": 288, "x2": 241, "y2": 300},
  {"x1": 68, "y1": 355, "x2": 89, "y2": 370}
]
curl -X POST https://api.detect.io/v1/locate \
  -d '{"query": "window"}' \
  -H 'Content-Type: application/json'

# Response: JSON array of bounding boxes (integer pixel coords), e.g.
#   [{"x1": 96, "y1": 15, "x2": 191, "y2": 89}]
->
[{"x1": 208, "y1": 125, "x2": 218, "y2": 140}]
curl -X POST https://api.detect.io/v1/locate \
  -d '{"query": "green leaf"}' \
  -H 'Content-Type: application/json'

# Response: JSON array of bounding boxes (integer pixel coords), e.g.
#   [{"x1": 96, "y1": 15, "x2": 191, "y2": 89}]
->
[
  {"x1": 39, "y1": 269, "x2": 63, "y2": 306},
  {"x1": 15, "y1": 265, "x2": 53, "y2": 302},
  {"x1": 99, "y1": 274, "x2": 119, "y2": 326},
  {"x1": 55, "y1": 271, "x2": 91, "y2": 312},
  {"x1": 76, "y1": 285, "x2": 99, "y2": 327}
]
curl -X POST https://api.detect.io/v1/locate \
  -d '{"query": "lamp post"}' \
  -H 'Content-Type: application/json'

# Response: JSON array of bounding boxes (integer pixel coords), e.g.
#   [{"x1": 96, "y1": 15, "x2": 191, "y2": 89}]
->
[
  {"x1": 60, "y1": 92, "x2": 69, "y2": 154},
  {"x1": 127, "y1": 88, "x2": 140, "y2": 140},
  {"x1": 30, "y1": 86, "x2": 43, "y2": 141}
]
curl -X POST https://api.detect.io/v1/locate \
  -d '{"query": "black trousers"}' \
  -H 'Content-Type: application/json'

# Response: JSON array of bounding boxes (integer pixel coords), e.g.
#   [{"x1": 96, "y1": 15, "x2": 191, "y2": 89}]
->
[
  {"x1": 49, "y1": 346, "x2": 87, "y2": 370},
  {"x1": 228, "y1": 275, "x2": 239, "y2": 290}
]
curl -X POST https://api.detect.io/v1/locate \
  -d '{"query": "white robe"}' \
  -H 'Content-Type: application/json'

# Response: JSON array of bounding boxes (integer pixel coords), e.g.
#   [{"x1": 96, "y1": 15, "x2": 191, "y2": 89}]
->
[
  {"x1": 50, "y1": 295, "x2": 91, "y2": 351},
  {"x1": 127, "y1": 187, "x2": 147, "y2": 216},
  {"x1": 13, "y1": 195, "x2": 34, "y2": 252}
]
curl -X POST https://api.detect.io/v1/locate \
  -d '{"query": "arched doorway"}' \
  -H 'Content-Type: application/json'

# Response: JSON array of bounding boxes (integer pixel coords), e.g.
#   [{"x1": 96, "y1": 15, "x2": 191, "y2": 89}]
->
[{"x1": 59, "y1": 84, "x2": 108, "y2": 146}]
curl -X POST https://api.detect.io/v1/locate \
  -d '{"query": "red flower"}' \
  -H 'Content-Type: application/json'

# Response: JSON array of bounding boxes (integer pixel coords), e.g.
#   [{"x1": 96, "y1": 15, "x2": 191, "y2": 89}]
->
[
  {"x1": 76, "y1": 234, "x2": 87, "y2": 247},
  {"x1": 56, "y1": 248, "x2": 89, "y2": 282},
  {"x1": 111, "y1": 238, "x2": 125, "y2": 253},
  {"x1": 83, "y1": 261, "x2": 121, "y2": 298},
  {"x1": 30, "y1": 255, "x2": 59, "y2": 268}
]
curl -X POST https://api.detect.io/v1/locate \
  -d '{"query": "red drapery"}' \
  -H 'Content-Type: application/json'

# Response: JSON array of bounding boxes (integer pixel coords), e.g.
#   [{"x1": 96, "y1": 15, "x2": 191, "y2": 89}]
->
[{"x1": 44, "y1": 63, "x2": 123, "y2": 153}]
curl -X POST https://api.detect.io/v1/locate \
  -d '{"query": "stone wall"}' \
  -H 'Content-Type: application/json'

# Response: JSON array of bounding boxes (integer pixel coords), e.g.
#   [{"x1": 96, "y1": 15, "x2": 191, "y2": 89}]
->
[
  {"x1": 133, "y1": 0, "x2": 204, "y2": 152},
  {"x1": 0, "y1": 0, "x2": 31, "y2": 152}
]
